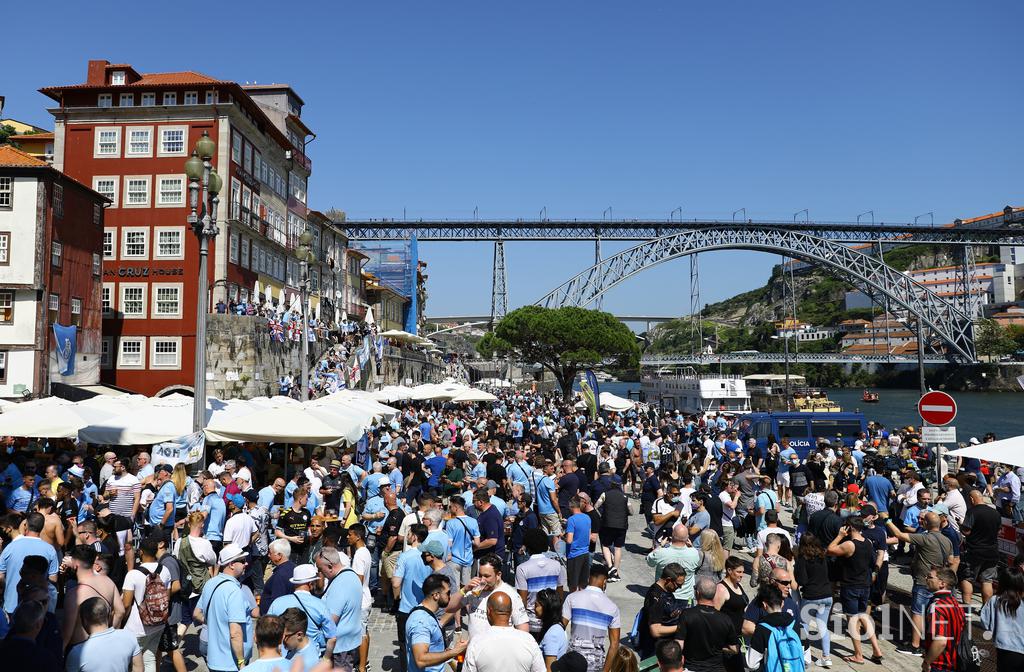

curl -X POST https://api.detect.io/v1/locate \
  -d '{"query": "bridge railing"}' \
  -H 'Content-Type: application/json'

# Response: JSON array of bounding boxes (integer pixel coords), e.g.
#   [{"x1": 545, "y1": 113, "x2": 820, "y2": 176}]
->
[{"x1": 642, "y1": 352, "x2": 951, "y2": 365}]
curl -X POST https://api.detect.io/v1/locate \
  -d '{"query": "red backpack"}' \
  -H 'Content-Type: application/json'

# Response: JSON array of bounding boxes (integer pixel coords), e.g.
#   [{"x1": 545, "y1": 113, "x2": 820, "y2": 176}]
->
[{"x1": 136, "y1": 566, "x2": 170, "y2": 626}]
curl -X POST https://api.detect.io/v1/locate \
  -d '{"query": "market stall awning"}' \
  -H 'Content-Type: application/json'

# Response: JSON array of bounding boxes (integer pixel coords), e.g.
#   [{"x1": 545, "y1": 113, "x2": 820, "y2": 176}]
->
[
  {"x1": 204, "y1": 405, "x2": 362, "y2": 447},
  {"x1": 0, "y1": 397, "x2": 120, "y2": 439},
  {"x1": 599, "y1": 392, "x2": 635, "y2": 412},
  {"x1": 77, "y1": 395, "x2": 252, "y2": 445},
  {"x1": 947, "y1": 435, "x2": 1024, "y2": 468},
  {"x1": 451, "y1": 389, "x2": 498, "y2": 403}
]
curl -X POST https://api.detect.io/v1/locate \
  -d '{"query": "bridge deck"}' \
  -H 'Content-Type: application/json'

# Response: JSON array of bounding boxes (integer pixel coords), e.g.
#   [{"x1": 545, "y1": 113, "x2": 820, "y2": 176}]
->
[{"x1": 642, "y1": 352, "x2": 955, "y2": 365}]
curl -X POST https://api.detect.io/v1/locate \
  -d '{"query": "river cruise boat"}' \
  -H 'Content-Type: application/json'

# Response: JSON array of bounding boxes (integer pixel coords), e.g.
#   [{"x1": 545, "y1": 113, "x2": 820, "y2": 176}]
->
[
  {"x1": 641, "y1": 367, "x2": 752, "y2": 418},
  {"x1": 791, "y1": 387, "x2": 842, "y2": 412}
]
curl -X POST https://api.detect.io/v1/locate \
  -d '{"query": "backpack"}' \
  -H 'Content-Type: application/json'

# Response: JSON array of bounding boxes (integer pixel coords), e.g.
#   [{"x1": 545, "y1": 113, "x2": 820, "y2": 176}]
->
[
  {"x1": 954, "y1": 604, "x2": 980, "y2": 672},
  {"x1": 135, "y1": 566, "x2": 170, "y2": 626},
  {"x1": 762, "y1": 622, "x2": 805, "y2": 672}
]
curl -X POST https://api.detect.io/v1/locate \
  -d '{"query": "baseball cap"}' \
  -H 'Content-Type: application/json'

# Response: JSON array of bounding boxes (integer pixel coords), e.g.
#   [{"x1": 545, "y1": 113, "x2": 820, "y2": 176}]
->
[
  {"x1": 611, "y1": 474, "x2": 623, "y2": 485},
  {"x1": 969, "y1": 437, "x2": 980, "y2": 445},
  {"x1": 156, "y1": 464, "x2": 173, "y2": 474},
  {"x1": 420, "y1": 540, "x2": 445, "y2": 557},
  {"x1": 242, "y1": 489, "x2": 259, "y2": 503},
  {"x1": 485, "y1": 480, "x2": 499, "y2": 490},
  {"x1": 377, "y1": 474, "x2": 391, "y2": 488},
  {"x1": 227, "y1": 493, "x2": 245, "y2": 509},
  {"x1": 289, "y1": 564, "x2": 319, "y2": 585},
  {"x1": 218, "y1": 543, "x2": 248, "y2": 566}
]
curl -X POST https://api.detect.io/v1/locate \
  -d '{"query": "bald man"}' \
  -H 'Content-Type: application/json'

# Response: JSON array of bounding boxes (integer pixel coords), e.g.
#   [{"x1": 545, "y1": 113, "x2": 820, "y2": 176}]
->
[
  {"x1": 646, "y1": 524, "x2": 701, "y2": 604},
  {"x1": 463, "y1": 592, "x2": 544, "y2": 672}
]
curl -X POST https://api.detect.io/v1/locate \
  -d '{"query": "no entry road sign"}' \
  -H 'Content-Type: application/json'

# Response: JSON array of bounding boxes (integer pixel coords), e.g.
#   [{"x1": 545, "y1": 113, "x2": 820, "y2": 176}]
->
[{"x1": 918, "y1": 391, "x2": 957, "y2": 426}]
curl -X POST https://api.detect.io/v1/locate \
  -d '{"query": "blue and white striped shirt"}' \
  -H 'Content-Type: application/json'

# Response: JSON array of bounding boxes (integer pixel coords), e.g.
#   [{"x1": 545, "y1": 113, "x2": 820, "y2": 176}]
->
[{"x1": 562, "y1": 586, "x2": 621, "y2": 642}]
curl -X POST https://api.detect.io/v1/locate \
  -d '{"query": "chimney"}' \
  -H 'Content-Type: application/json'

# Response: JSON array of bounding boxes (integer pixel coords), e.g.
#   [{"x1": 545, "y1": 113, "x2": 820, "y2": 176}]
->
[{"x1": 86, "y1": 60, "x2": 110, "y2": 86}]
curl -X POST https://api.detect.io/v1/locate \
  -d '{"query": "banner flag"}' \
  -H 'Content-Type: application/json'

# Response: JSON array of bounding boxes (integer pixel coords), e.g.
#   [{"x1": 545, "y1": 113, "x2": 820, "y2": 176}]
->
[
  {"x1": 153, "y1": 431, "x2": 205, "y2": 466},
  {"x1": 53, "y1": 323, "x2": 77, "y2": 375}
]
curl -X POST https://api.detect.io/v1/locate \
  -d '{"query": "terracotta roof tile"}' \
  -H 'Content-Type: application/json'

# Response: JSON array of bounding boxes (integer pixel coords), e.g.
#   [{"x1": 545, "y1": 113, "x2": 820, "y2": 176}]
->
[
  {"x1": 0, "y1": 145, "x2": 49, "y2": 167},
  {"x1": 12, "y1": 132, "x2": 54, "y2": 141},
  {"x1": 137, "y1": 71, "x2": 222, "y2": 85}
]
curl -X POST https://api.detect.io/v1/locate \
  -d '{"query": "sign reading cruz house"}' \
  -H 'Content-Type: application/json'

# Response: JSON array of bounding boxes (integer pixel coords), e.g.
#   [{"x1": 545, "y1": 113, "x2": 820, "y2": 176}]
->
[{"x1": 103, "y1": 266, "x2": 185, "y2": 278}]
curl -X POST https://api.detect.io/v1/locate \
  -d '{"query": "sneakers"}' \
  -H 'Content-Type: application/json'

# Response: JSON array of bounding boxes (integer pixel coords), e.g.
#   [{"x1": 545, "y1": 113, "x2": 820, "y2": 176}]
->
[
  {"x1": 895, "y1": 644, "x2": 923, "y2": 656},
  {"x1": 815, "y1": 657, "x2": 832, "y2": 668},
  {"x1": 608, "y1": 568, "x2": 621, "y2": 582}
]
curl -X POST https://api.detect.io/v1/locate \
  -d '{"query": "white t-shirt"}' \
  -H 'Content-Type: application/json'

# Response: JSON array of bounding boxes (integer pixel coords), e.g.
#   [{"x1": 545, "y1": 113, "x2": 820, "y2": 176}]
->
[
  {"x1": 678, "y1": 487, "x2": 696, "y2": 519},
  {"x1": 304, "y1": 467, "x2": 325, "y2": 497},
  {"x1": 756, "y1": 526, "x2": 793, "y2": 551},
  {"x1": 223, "y1": 512, "x2": 256, "y2": 550},
  {"x1": 464, "y1": 625, "x2": 545, "y2": 672},
  {"x1": 208, "y1": 462, "x2": 226, "y2": 478},
  {"x1": 122, "y1": 562, "x2": 172, "y2": 636},
  {"x1": 351, "y1": 545, "x2": 373, "y2": 609},
  {"x1": 719, "y1": 491, "x2": 736, "y2": 527},
  {"x1": 465, "y1": 582, "x2": 529, "y2": 641}
]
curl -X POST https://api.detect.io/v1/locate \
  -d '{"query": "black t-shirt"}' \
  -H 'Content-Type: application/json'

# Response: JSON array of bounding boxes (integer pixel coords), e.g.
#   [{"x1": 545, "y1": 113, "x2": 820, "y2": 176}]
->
[
  {"x1": 485, "y1": 461, "x2": 507, "y2": 486},
  {"x1": 577, "y1": 452, "x2": 597, "y2": 486},
  {"x1": 557, "y1": 434, "x2": 578, "y2": 460},
  {"x1": 381, "y1": 507, "x2": 405, "y2": 550},
  {"x1": 962, "y1": 504, "x2": 1000, "y2": 557},
  {"x1": 639, "y1": 582, "x2": 684, "y2": 657},
  {"x1": 861, "y1": 524, "x2": 888, "y2": 560},
  {"x1": 839, "y1": 537, "x2": 874, "y2": 587},
  {"x1": 557, "y1": 471, "x2": 580, "y2": 512},
  {"x1": 404, "y1": 453, "x2": 426, "y2": 488},
  {"x1": 704, "y1": 494, "x2": 724, "y2": 536},
  {"x1": 586, "y1": 509, "x2": 602, "y2": 552},
  {"x1": 279, "y1": 507, "x2": 311, "y2": 556},
  {"x1": 808, "y1": 508, "x2": 842, "y2": 545},
  {"x1": 677, "y1": 605, "x2": 737, "y2": 669},
  {"x1": 321, "y1": 474, "x2": 343, "y2": 511},
  {"x1": 451, "y1": 448, "x2": 469, "y2": 471}
]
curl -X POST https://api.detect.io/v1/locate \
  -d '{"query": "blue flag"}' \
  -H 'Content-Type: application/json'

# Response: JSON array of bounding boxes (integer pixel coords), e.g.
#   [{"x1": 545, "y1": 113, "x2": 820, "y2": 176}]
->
[{"x1": 52, "y1": 323, "x2": 77, "y2": 375}]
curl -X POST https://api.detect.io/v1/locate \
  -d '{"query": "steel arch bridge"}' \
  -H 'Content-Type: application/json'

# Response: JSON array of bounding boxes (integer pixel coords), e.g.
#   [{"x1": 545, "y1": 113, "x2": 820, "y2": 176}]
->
[{"x1": 534, "y1": 226, "x2": 977, "y2": 362}]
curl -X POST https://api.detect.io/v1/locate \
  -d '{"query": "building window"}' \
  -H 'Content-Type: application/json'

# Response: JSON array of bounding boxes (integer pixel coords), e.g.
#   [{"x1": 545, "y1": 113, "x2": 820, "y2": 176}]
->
[
  {"x1": 243, "y1": 143, "x2": 252, "y2": 174},
  {"x1": 52, "y1": 183, "x2": 63, "y2": 218},
  {"x1": 119, "y1": 285, "x2": 146, "y2": 318},
  {"x1": 0, "y1": 177, "x2": 11, "y2": 208},
  {"x1": 230, "y1": 178, "x2": 241, "y2": 220},
  {"x1": 156, "y1": 176, "x2": 185, "y2": 206},
  {"x1": 101, "y1": 284, "x2": 113, "y2": 315},
  {"x1": 103, "y1": 229, "x2": 116, "y2": 259},
  {"x1": 155, "y1": 227, "x2": 184, "y2": 258},
  {"x1": 124, "y1": 177, "x2": 150, "y2": 207},
  {"x1": 126, "y1": 127, "x2": 153, "y2": 157},
  {"x1": 93, "y1": 253, "x2": 101, "y2": 277},
  {"x1": 158, "y1": 127, "x2": 187, "y2": 156},
  {"x1": 117, "y1": 338, "x2": 145, "y2": 369},
  {"x1": 93, "y1": 176, "x2": 117, "y2": 206},
  {"x1": 240, "y1": 237, "x2": 249, "y2": 268},
  {"x1": 141, "y1": 92, "x2": 155, "y2": 106},
  {"x1": 205, "y1": 90, "x2": 216, "y2": 104},
  {"x1": 51, "y1": 240, "x2": 62, "y2": 268},
  {"x1": 163, "y1": 91, "x2": 177, "y2": 105},
  {"x1": 231, "y1": 133, "x2": 241, "y2": 164},
  {"x1": 184, "y1": 91, "x2": 198, "y2": 105},
  {"x1": 95, "y1": 128, "x2": 120, "y2": 157},
  {"x1": 152, "y1": 284, "x2": 182, "y2": 318},
  {"x1": 111, "y1": 71, "x2": 125, "y2": 85},
  {"x1": 93, "y1": 203, "x2": 102, "y2": 225},
  {"x1": 0, "y1": 232, "x2": 9, "y2": 265},
  {"x1": 229, "y1": 231, "x2": 239, "y2": 264},
  {"x1": 151, "y1": 338, "x2": 181, "y2": 369},
  {"x1": 101, "y1": 338, "x2": 112, "y2": 369},
  {"x1": 0, "y1": 352, "x2": 6, "y2": 384},
  {"x1": 121, "y1": 228, "x2": 148, "y2": 258},
  {"x1": 71, "y1": 297, "x2": 82, "y2": 326},
  {"x1": 48, "y1": 293, "x2": 59, "y2": 323},
  {"x1": 119, "y1": 93, "x2": 134, "y2": 107},
  {"x1": 98, "y1": 94, "x2": 112, "y2": 108},
  {"x1": 0, "y1": 291, "x2": 12, "y2": 324}
]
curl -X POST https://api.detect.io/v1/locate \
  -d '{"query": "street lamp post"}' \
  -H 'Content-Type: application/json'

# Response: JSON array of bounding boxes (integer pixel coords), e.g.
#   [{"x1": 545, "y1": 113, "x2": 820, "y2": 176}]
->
[
  {"x1": 295, "y1": 230, "x2": 315, "y2": 401},
  {"x1": 184, "y1": 131, "x2": 221, "y2": 433}
]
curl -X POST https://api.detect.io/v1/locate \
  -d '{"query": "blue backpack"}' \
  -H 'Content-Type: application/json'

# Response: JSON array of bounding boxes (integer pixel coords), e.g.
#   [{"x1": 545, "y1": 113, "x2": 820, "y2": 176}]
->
[{"x1": 762, "y1": 622, "x2": 805, "y2": 672}]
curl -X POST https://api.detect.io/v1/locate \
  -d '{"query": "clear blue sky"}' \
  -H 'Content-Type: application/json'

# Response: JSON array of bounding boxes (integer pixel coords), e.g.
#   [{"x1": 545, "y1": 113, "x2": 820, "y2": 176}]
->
[{"x1": 5, "y1": 2, "x2": 1021, "y2": 317}]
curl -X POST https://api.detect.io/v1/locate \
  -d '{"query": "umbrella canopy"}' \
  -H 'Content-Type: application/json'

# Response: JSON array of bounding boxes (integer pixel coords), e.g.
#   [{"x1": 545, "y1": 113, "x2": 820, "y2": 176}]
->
[
  {"x1": 365, "y1": 305, "x2": 375, "y2": 325},
  {"x1": 410, "y1": 383, "x2": 469, "y2": 401},
  {"x1": 947, "y1": 435, "x2": 1024, "y2": 468},
  {"x1": 78, "y1": 395, "x2": 251, "y2": 445},
  {"x1": 205, "y1": 405, "x2": 363, "y2": 447},
  {"x1": 0, "y1": 398, "x2": 120, "y2": 439},
  {"x1": 254, "y1": 279, "x2": 261, "y2": 303},
  {"x1": 451, "y1": 389, "x2": 498, "y2": 403},
  {"x1": 379, "y1": 329, "x2": 420, "y2": 342},
  {"x1": 599, "y1": 391, "x2": 635, "y2": 412},
  {"x1": 372, "y1": 385, "x2": 417, "y2": 402},
  {"x1": 309, "y1": 393, "x2": 399, "y2": 419}
]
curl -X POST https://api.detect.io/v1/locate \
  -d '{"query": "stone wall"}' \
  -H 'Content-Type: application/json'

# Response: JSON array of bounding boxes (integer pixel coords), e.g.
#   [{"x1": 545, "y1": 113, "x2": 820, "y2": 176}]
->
[{"x1": 204, "y1": 315, "x2": 445, "y2": 399}]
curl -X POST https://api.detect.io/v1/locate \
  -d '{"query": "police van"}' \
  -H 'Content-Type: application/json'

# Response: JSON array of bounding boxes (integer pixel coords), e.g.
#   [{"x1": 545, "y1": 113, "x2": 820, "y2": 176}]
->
[{"x1": 737, "y1": 411, "x2": 868, "y2": 459}]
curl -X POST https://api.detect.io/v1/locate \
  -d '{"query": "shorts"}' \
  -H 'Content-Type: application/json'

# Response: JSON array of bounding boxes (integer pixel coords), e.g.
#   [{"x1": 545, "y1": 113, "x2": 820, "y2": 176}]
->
[
  {"x1": 778, "y1": 472, "x2": 791, "y2": 488},
  {"x1": 331, "y1": 648, "x2": 360, "y2": 672},
  {"x1": 911, "y1": 584, "x2": 933, "y2": 615},
  {"x1": 540, "y1": 512, "x2": 563, "y2": 536},
  {"x1": 566, "y1": 554, "x2": 591, "y2": 590},
  {"x1": 839, "y1": 585, "x2": 870, "y2": 615},
  {"x1": 158, "y1": 623, "x2": 181, "y2": 652},
  {"x1": 957, "y1": 556, "x2": 998, "y2": 584},
  {"x1": 598, "y1": 527, "x2": 627, "y2": 548}
]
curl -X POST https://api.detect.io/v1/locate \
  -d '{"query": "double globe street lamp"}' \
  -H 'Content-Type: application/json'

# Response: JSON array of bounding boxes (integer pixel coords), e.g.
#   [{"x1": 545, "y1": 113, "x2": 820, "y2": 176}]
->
[
  {"x1": 295, "y1": 230, "x2": 315, "y2": 401},
  {"x1": 184, "y1": 131, "x2": 222, "y2": 432}
]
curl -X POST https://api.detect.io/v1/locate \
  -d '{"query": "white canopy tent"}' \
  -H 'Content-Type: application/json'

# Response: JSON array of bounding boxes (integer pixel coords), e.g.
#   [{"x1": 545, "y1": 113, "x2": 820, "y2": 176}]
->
[
  {"x1": 77, "y1": 395, "x2": 253, "y2": 445},
  {"x1": 451, "y1": 389, "x2": 498, "y2": 403},
  {"x1": 474, "y1": 378, "x2": 513, "y2": 389},
  {"x1": 0, "y1": 398, "x2": 121, "y2": 439},
  {"x1": 372, "y1": 385, "x2": 417, "y2": 403},
  {"x1": 947, "y1": 435, "x2": 1024, "y2": 469},
  {"x1": 599, "y1": 392, "x2": 635, "y2": 412},
  {"x1": 410, "y1": 382, "x2": 470, "y2": 401},
  {"x1": 204, "y1": 405, "x2": 363, "y2": 447}
]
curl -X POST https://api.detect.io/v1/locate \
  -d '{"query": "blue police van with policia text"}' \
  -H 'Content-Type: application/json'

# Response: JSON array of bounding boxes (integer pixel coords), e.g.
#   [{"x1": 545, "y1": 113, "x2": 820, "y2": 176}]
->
[{"x1": 737, "y1": 411, "x2": 868, "y2": 459}]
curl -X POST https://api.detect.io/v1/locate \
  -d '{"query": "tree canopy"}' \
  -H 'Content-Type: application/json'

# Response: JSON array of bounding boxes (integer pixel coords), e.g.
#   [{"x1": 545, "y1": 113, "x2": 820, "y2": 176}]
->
[{"x1": 478, "y1": 305, "x2": 640, "y2": 398}]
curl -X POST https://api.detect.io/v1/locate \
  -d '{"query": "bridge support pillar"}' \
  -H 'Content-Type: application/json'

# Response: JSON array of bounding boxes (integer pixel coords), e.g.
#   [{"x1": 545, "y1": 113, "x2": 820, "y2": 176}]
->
[{"x1": 490, "y1": 240, "x2": 508, "y2": 328}]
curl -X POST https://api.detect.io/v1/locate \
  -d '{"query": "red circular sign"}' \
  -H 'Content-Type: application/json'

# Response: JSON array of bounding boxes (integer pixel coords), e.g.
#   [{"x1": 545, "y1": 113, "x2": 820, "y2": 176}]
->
[{"x1": 918, "y1": 391, "x2": 957, "y2": 426}]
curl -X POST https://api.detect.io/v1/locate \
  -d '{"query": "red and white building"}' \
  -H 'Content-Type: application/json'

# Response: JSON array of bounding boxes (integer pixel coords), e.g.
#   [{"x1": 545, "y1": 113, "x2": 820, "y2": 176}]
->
[
  {"x1": 41, "y1": 60, "x2": 323, "y2": 396},
  {"x1": 0, "y1": 145, "x2": 108, "y2": 398}
]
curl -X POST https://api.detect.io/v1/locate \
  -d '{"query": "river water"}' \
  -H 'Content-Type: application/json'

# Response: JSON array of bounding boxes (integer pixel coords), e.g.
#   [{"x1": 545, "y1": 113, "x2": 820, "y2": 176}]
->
[{"x1": 596, "y1": 381, "x2": 1024, "y2": 442}]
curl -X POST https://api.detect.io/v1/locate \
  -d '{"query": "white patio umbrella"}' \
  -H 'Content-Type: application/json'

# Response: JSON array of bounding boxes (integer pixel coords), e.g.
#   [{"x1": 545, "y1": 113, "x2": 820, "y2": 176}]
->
[
  {"x1": 254, "y1": 280, "x2": 261, "y2": 303},
  {"x1": 948, "y1": 435, "x2": 1024, "y2": 468},
  {"x1": 365, "y1": 305, "x2": 375, "y2": 325},
  {"x1": 342, "y1": 311, "x2": 348, "y2": 323},
  {"x1": 204, "y1": 405, "x2": 363, "y2": 447},
  {"x1": 0, "y1": 398, "x2": 120, "y2": 439},
  {"x1": 451, "y1": 389, "x2": 498, "y2": 403},
  {"x1": 78, "y1": 395, "x2": 251, "y2": 445}
]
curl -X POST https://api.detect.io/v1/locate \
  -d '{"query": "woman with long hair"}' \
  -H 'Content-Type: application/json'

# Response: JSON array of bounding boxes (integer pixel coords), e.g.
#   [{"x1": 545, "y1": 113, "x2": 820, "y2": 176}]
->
[
  {"x1": 714, "y1": 556, "x2": 748, "y2": 672},
  {"x1": 794, "y1": 534, "x2": 833, "y2": 667},
  {"x1": 608, "y1": 646, "x2": 639, "y2": 672},
  {"x1": 171, "y1": 463, "x2": 190, "y2": 530},
  {"x1": 981, "y1": 565, "x2": 1024, "y2": 670},
  {"x1": 534, "y1": 588, "x2": 567, "y2": 672},
  {"x1": 697, "y1": 529, "x2": 727, "y2": 582},
  {"x1": 338, "y1": 473, "x2": 359, "y2": 529}
]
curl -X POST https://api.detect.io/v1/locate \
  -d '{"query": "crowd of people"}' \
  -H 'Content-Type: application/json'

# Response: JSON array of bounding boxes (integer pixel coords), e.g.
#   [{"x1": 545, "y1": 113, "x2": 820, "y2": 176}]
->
[{"x1": 0, "y1": 390, "x2": 1022, "y2": 672}]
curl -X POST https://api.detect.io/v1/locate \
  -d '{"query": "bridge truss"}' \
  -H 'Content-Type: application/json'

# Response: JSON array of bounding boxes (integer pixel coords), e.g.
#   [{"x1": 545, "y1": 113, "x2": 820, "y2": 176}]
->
[
  {"x1": 642, "y1": 353, "x2": 950, "y2": 366},
  {"x1": 535, "y1": 226, "x2": 978, "y2": 362}
]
